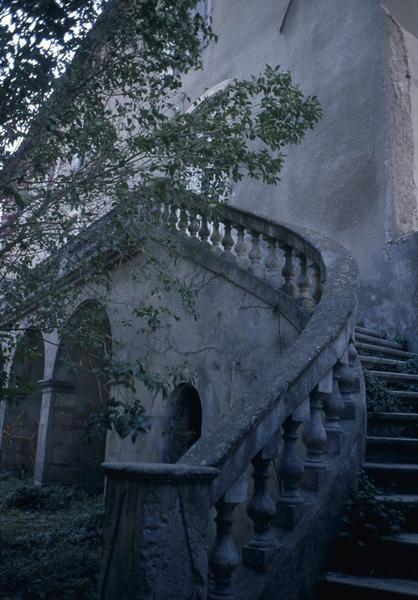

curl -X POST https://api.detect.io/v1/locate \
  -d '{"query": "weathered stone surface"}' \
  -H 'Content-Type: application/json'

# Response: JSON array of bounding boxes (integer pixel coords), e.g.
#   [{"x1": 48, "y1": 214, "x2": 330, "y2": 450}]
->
[{"x1": 99, "y1": 463, "x2": 219, "y2": 600}]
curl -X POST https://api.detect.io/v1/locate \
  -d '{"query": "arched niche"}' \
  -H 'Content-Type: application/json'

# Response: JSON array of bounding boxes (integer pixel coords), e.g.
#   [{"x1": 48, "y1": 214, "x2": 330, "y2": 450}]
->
[
  {"x1": 163, "y1": 383, "x2": 202, "y2": 463},
  {"x1": 49, "y1": 301, "x2": 112, "y2": 486},
  {"x1": 1, "y1": 330, "x2": 44, "y2": 474}
]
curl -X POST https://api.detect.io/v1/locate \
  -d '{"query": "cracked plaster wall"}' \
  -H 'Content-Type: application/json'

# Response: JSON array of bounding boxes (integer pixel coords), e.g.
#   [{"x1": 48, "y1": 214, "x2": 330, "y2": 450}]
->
[{"x1": 74, "y1": 248, "x2": 298, "y2": 465}]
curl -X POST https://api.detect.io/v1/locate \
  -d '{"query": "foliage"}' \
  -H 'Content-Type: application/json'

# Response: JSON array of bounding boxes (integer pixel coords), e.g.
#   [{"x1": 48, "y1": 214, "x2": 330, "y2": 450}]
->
[
  {"x1": 397, "y1": 356, "x2": 418, "y2": 375},
  {"x1": 2, "y1": 478, "x2": 83, "y2": 511},
  {"x1": 85, "y1": 396, "x2": 152, "y2": 443},
  {"x1": 364, "y1": 371, "x2": 397, "y2": 413},
  {"x1": 0, "y1": 473, "x2": 103, "y2": 600},
  {"x1": 0, "y1": 0, "x2": 321, "y2": 440},
  {"x1": 343, "y1": 470, "x2": 404, "y2": 539},
  {"x1": 393, "y1": 335, "x2": 407, "y2": 349}
]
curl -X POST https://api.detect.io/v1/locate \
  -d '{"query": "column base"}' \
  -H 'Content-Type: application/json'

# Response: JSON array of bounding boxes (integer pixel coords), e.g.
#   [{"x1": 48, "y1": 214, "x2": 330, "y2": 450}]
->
[
  {"x1": 301, "y1": 463, "x2": 328, "y2": 491},
  {"x1": 242, "y1": 540, "x2": 279, "y2": 572},
  {"x1": 275, "y1": 499, "x2": 308, "y2": 530},
  {"x1": 325, "y1": 428, "x2": 343, "y2": 454}
]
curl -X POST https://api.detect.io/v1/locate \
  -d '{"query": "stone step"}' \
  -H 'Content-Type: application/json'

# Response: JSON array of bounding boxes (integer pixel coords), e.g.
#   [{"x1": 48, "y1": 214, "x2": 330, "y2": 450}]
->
[
  {"x1": 355, "y1": 325, "x2": 388, "y2": 339},
  {"x1": 364, "y1": 462, "x2": 418, "y2": 494},
  {"x1": 357, "y1": 342, "x2": 417, "y2": 360},
  {"x1": 360, "y1": 356, "x2": 407, "y2": 369},
  {"x1": 318, "y1": 573, "x2": 418, "y2": 599},
  {"x1": 367, "y1": 413, "x2": 418, "y2": 438},
  {"x1": 390, "y1": 391, "x2": 418, "y2": 401},
  {"x1": 367, "y1": 436, "x2": 418, "y2": 464},
  {"x1": 376, "y1": 494, "x2": 418, "y2": 533},
  {"x1": 366, "y1": 371, "x2": 418, "y2": 386},
  {"x1": 332, "y1": 532, "x2": 418, "y2": 579},
  {"x1": 356, "y1": 333, "x2": 405, "y2": 350}
]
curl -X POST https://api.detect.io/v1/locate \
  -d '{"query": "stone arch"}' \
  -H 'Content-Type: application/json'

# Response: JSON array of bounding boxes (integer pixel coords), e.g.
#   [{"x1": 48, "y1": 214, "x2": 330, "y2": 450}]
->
[
  {"x1": 1, "y1": 329, "x2": 45, "y2": 474},
  {"x1": 46, "y1": 300, "x2": 112, "y2": 486},
  {"x1": 163, "y1": 383, "x2": 202, "y2": 463}
]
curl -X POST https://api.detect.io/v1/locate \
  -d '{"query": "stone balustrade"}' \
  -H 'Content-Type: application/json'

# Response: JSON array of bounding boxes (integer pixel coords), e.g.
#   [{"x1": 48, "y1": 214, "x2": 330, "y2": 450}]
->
[
  {"x1": 153, "y1": 202, "x2": 324, "y2": 313},
  {"x1": 99, "y1": 204, "x2": 365, "y2": 600}
]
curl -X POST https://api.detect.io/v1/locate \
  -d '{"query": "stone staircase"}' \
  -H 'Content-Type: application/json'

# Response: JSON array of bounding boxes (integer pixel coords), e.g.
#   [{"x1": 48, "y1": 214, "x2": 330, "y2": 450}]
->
[{"x1": 318, "y1": 325, "x2": 418, "y2": 599}]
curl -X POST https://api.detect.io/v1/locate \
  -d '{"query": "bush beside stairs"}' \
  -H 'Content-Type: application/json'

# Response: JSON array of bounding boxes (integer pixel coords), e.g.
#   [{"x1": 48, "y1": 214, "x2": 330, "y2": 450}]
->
[{"x1": 317, "y1": 325, "x2": 418, "y2": 599}]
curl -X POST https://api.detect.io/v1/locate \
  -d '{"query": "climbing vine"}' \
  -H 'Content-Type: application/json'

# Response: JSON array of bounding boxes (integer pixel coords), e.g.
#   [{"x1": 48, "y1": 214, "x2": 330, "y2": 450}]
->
[{"x1": 0, "y1": 0, "x2": 321, "y2": 442}]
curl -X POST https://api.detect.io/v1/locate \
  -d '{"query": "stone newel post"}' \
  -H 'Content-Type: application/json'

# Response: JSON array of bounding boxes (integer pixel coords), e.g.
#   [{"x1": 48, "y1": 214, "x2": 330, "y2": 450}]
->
[{"x1": 98, "y1": 462, "x2": 219, "y2": 600}]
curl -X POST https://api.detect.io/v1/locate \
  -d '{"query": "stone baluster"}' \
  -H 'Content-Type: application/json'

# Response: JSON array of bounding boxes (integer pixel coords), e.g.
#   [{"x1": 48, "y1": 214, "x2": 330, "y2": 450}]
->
[
  {"x1": 198, "y1": 214, "x2": 210, "y2": 244},
  {"x1": 264, "y1": 237, "x2": 281, "y2": 287},
  {"x1": 249, "y1": 230, "x2": 263, "y2": 276},
  {"x1": 209, "y1": 496, "x2": 240, "y2": 599},
  {"x1": 221, "y1": 220, "x2": 234, "y2": 257},
  {"x1": 276, "y1": 399, "x2": 309, "y2": 530},
  {"x1": 339, "y1": 343, "x2": 359, "y2": 420},
  {"x1": 297, "y1": 253, "x2": 315, "y2": 310},
  {"x1": 242, "y1": 450, "x2": 277, "y2": 572},
  {"x1": 302, "y1": 388, "x2": 328, "y2": 490},
  {"x1": 234, "y1": 225, "x2": 249, "y2": 267},
  {"x1": 188, "y1": 211, "x2": 200, "y2": 238},
  {"x1": 310, "y1": 262, "x2": 322, "y2": 304},
  {"x1": 349, "y1": 341, "x2": 359, "y2": 389},
  {"x1": 280, "y1": 244, "x2": 298, "y2": 297},
  {"x1": 210, "y1": 221, "x2": 222, "y2": 252},
  {"x1": 323, "y1": 365, "x2": 345, "y2": 454},
  {"x1": 178, "y1": 205, "x2": 188, "y2": 233}
]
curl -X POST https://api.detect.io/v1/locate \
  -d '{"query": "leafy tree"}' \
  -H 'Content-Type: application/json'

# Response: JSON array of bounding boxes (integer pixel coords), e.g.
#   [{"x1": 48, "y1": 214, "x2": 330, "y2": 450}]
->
[{"x1": 0, "y1": 0, "x2": 321, "y2": 442}]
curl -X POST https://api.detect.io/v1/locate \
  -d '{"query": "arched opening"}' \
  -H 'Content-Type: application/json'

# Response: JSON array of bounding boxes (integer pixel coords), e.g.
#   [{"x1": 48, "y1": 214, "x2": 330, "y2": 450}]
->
[
  {"x1": 164, "y1": 383, "x2": 202, "y2": 463},
  {"x1": 1, "y1": 330, "x2": 44, "y2": 474},
  {"x1": 50, "y1": 301, "x2": 112, "y2": 486}
]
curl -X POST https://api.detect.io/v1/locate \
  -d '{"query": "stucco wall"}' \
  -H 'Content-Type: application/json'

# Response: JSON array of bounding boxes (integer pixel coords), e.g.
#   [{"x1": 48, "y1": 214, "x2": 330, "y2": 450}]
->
[
  {"x1": 384, "y1": 0, "x2": 418, "y2": 38},
  {"x1": 181, "y1": 0, "x2": 417, "y2": 340},
  {"x1": 383, "y1": 7, "x2": 418, "y2": 346}
]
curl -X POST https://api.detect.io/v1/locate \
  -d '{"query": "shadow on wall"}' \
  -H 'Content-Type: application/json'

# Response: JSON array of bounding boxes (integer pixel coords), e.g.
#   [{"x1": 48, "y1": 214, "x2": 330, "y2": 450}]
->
[{"x1": 47, "y1": 301, "x2": 112, "y2": 486}]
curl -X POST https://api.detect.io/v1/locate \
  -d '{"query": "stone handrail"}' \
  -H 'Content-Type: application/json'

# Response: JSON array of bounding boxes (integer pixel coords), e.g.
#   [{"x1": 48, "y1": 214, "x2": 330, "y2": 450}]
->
[{"x1": 99, "y1": 203, "x2": 364, "y2": 600}]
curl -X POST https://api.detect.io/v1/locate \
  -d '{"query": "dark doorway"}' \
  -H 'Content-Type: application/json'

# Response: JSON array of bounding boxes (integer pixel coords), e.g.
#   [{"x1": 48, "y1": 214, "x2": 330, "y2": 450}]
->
[{"x1": 164, "y1": 383, "x2": 202, "y2": 463}]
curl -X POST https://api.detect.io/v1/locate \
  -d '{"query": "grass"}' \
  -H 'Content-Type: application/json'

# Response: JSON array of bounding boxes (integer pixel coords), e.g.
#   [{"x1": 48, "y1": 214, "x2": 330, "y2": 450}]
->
[{"x1": 0, "y1": 472, "x2": 103, "y2": 600}]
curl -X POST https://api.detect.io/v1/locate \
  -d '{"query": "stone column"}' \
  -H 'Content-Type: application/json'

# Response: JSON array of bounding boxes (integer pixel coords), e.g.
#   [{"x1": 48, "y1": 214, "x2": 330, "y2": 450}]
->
[
  {"x1": 33, "y1": 379, "x2": 74, "y2": 485},
  {"x1": 99, "y1": 462, "x2": 219, "y2": 600}
]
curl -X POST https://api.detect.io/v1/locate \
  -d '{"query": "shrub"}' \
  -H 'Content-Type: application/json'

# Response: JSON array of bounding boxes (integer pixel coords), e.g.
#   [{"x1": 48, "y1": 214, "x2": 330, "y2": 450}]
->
[
  {"x1": 397, "y1": 357, "x2": 418, "y2": 375},
  {"x1": 0, "y1": 476, "x2": 103, "y2": 600},
  {"x1": 364, "y1": 371, "x2": 397, "y2": 413},
  {"x1": 2, "y1": 482, "x2": 82, "y2": 511},
  {"x1": 343, "y1": 471, "x2": 404, "y2": 539}
]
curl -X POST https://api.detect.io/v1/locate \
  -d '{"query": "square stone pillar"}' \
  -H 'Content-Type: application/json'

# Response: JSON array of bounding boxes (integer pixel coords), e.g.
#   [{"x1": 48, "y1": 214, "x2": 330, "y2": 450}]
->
[
  {"x1": 99, "y1": 462, "x2": 219, "y2": 600},
  {"x1": 33, "y1": 379, "x2": 75, "y2": 485}
]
